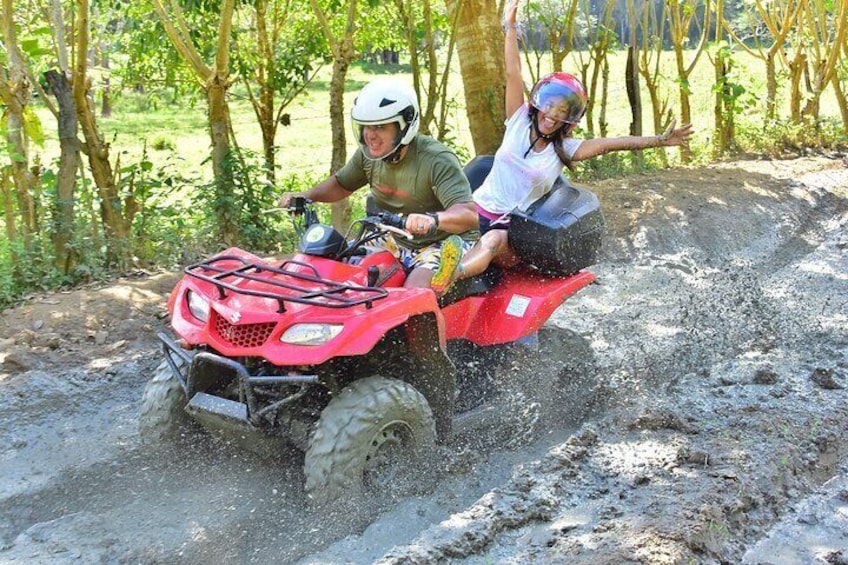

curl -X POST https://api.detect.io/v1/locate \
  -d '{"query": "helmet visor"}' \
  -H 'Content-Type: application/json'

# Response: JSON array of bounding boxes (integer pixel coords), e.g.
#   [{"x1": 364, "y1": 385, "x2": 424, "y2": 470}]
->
[
  {"x1": 351, "y1": 117, "x2": 404, "y2": 161},
  {"x1": 530, "y1": 83, "x2": 585, "y2": 126}
]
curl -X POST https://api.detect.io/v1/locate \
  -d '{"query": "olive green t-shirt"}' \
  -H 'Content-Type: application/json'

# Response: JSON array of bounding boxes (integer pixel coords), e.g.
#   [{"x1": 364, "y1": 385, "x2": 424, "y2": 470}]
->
[{"x1": 335, "y1": 135, "x2": 478, "y2": 249}]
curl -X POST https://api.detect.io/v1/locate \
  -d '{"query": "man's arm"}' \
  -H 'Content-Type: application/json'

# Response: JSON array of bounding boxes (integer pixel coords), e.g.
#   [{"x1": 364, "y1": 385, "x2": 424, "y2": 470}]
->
[
  {"x1": 405, "y1": 201, "x2": 478, "y2": 237},
  {"x1": 278, "y1": 175, "x2": 352, "y2": 208}
]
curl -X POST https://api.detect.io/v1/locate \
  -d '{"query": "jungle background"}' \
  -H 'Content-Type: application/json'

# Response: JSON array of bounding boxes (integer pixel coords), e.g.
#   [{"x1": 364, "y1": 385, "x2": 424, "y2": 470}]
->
[{"x1": 1, "y1": 0, "x2": 846, "y2": 309}]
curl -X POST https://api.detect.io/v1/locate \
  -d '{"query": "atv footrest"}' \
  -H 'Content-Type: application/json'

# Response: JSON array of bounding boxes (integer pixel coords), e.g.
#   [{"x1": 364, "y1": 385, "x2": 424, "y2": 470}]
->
[{"x1": 186, "y1": 392, "x2": 254, "y2": 432}]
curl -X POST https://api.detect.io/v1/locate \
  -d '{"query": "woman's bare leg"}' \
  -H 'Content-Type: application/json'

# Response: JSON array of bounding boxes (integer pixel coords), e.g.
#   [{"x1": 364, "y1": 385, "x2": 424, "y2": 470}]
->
[{"x1": 456, "y1": 229, "x2": 515, "y2": 280}]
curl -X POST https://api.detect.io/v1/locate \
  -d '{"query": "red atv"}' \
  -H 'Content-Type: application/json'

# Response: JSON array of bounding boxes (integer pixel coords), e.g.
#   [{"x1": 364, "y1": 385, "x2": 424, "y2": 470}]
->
[{"x1": 140, "y1": 157, "x2": 605, "y2": 507}]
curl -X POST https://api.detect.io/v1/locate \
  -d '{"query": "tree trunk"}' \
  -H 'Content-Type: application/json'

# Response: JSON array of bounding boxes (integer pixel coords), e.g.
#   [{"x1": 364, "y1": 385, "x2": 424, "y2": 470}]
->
[
  {"x1": 74, "y1": 0, "x2": 133, "y2": 266},
  {"x1": 207, "y1": 76, "x2": 237, "y2": 245},
  {"x1": 789, "y1": 52, "x2": 805, "y2": 124},
  {"x1": 1, "y1": 169, "x2": 19, "y2": 258},
  {"x1": 674, "y1": 49, "x2": 693, "y2": 163},
  {"x1": 254, "y1": 0, "x2": 276, "y2": 184},
  {"x1": 831, "y1": 73, "x2": 848, "y2": 132},
  {"x1": 151, "y1": 0, "x2": 237, "y2": 246},
  {"x1": 309, "y1": 0, "x2": 357, "y2": 233},
  {"x1": 329, "y1": 55, "x2": 353, "y2": 231},
  {"x1": 625, "y1": 46, "x2": 642, "y2": 137},
  {"x1": 599, "y1": 57, "x2": 609, "y2": 138},
  {"x1": 713, "y1": 55, "x2": 727, "y2": 157},
  {"x1": 45, "y1": 70, "x2": 80, "y2": 273},
  {"x1": 1, "y1": 0, "x2": 37, "y2": 252},
  {"x1": 95, "y1": 3, "x2": 112, "y2": 119},
  {"x1": 586, "y1": 39, "x2": 610, "y2": 137},
  {"x1": 100, "y1": 51, "x2": 112, "y2": 118},
  {"x1": 764, "y1": 54, "x2": 777, "y2": 123},
  {"x1": 446, "y1": 0, "x2": 505, "y2": 155}
]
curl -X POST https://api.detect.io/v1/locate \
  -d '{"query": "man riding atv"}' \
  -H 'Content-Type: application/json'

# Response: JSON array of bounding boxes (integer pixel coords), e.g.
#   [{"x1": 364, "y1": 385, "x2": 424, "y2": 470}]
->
[{"x1": 278, "y1": 77, "x2": 478, "y2": 295}]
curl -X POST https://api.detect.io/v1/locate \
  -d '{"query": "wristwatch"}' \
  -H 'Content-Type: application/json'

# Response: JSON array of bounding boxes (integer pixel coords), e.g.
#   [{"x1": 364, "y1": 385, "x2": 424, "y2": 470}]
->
[{"x1": 425, "y1": 212, "x2": 440, "y2": 235}]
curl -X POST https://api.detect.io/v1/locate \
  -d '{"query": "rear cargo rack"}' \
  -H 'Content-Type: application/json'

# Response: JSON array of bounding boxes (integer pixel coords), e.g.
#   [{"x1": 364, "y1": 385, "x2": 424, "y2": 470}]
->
[{"x1": 185, "y1": 255, "x2": 388, "y2": 312}]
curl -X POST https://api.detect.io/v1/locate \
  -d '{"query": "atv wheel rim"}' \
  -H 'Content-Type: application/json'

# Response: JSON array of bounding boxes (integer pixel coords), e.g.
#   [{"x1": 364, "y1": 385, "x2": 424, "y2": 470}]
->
[{"x1": 363, "y1": 420, "x2": 414, "y2": 491}]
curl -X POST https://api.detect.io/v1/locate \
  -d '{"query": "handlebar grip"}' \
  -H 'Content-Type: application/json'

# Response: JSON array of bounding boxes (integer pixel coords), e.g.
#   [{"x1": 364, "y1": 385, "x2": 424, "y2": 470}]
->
[
  {"x1": 379, "y1": 212, "x2": 406, "y2": 230},
  {"x1": 290, "y1": 196, "x2": 309, "y2": 215}
]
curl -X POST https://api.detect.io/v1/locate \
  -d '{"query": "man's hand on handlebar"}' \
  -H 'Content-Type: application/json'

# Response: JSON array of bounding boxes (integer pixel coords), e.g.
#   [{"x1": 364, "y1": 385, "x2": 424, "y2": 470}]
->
[
  {"x1": 277, "y1": 193, "x2": 309, "y2": 214},
  {"x1": 404, "y1": 212, "x2": 439, "y2": 237},
  {"x1": 277, "y1": 193, "x2": 297, "y2": 209}
]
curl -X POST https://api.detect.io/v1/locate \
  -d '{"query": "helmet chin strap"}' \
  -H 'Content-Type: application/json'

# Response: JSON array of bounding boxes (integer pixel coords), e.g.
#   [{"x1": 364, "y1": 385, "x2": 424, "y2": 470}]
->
[
  {"x1": 382, "y1": 123, "x2": 410, "y2": 164},
  {"x1": 524, "y1": 110, "x2": 562, "y2": 158},
  {"x1": 383, "y1": 145, "x2": 405, "y2": 164}
]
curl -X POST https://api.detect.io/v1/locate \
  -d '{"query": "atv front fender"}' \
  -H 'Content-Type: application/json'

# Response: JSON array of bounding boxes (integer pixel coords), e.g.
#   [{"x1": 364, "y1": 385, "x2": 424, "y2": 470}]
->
[{"x1": 260, "y1": 286, "x2": 444, "y2": 366}]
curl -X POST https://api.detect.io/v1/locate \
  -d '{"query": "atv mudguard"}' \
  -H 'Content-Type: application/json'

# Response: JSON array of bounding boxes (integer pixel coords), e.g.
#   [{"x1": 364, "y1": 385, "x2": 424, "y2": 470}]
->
[{"x1": 442, "y1": 267, "x2": 595, "y2": 346}]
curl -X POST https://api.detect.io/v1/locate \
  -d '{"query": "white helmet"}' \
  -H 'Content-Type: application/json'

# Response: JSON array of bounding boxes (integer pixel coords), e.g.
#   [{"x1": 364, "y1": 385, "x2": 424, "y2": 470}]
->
[{"x1": 351, "y1": 78, "x2": 420, "y2": 162}]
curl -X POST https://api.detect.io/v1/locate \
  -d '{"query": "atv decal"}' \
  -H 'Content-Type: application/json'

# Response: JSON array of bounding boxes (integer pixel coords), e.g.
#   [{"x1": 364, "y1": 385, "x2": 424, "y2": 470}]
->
[{"x1": 505, "y1": 294, "x2": 531, "y2": 317}]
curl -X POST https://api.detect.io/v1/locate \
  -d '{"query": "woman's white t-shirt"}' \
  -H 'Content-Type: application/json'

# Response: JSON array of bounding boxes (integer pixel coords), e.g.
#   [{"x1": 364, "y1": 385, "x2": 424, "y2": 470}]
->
[{"x1": 473, "y1": 104, "x2": 582, "y2": 216}]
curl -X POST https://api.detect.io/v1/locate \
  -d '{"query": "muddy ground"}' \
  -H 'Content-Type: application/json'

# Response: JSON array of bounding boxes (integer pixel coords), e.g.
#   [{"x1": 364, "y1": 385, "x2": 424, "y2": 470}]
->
[{"x1": 0, "y1": 155, "x2": 846, "y2": 564}]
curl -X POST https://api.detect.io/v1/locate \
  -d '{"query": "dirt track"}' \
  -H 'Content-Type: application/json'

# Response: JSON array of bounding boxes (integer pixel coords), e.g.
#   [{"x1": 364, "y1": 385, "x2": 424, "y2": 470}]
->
[{"x1": 1, "y1": 155, "x2": 846, "y2": 564}]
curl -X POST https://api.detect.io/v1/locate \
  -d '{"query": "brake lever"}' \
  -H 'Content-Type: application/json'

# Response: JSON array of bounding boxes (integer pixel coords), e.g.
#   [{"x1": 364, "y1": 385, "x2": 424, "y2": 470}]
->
[
  {"x1": 262, "y1": 197, "x2": 311, "y2": 215},
  {"x1": 376, "y1": 222, "x2": 414, "y2": 240}
]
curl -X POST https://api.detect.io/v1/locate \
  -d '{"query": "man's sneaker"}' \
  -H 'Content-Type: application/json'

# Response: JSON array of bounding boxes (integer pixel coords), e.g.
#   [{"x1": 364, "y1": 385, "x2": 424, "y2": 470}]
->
[{"x1": 431, "y1": 235, "x2": 463, "y2": 295}]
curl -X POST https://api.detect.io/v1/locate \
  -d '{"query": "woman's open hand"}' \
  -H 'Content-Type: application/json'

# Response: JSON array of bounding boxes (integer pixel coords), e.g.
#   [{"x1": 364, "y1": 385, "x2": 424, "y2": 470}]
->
[{"x1": 659, "y1": 119, "x2": 694, "y2": 147}]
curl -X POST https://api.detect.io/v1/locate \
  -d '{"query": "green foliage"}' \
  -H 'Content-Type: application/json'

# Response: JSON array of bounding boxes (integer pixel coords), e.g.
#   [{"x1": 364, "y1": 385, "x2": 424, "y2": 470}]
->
[
  {"x1": 0, "y1": 248, "x2": 15, "y2": 308},
  {"x1": 231, "y1": 3, "x2": 328, "y2": 105},
  {"x1": 149, "y1": 135, "x2": 176, "y2": 151},
  {"x1": 439, "y1": 130, "x2": 472, "y2": 164},
  {"x1": 120, "y1": 147, "x2": 205, "y2": 266},
  {"x1": 736, "y1": 117, "x2": 848, "y2": 157},
  {"x1": 712, "y1": 45, "x2": 755, "y2": 113},
  {"x1": 4, "y1": 1, "x2": 848, "y2": 312},
  {"x1": 191, "y1": 148, "x2": 315, "y2": 254},
  {"x1": 0, "y1": 169, "x2": 93, "y2": 308},
  {"x1": 22, "y1": 106, "x2": 45, "y2": 148},
  {"x1": 114, "y1": 3, "x2": 205, "y2": 102},
  {"x1": 19, "y1": 27, "x2": 53, "y2": 59}
]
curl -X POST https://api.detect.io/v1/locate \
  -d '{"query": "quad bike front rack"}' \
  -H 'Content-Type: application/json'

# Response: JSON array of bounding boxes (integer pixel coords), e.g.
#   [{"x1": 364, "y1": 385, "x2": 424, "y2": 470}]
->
[{"x1": 185, "y1": 255, "x2": 388, "y2": 313}]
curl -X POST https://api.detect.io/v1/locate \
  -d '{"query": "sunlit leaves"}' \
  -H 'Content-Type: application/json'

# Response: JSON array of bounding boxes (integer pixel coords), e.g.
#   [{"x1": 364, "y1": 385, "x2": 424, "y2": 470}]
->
[{"x1": 22, "y1": 106, "x2": 44, "y2": 147}]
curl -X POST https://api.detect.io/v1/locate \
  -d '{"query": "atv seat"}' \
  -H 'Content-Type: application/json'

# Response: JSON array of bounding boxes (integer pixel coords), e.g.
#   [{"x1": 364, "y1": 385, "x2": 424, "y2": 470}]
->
[
  {"x1": 463, "y1": 155, "x2": 494, "y2": 192},
  {"x1": 439, "y1": 265, "x2": 503, "y2": 307}
]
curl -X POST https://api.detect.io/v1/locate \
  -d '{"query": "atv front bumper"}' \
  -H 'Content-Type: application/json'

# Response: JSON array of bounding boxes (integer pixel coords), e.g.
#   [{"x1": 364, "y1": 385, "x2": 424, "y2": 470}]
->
[{"x1": 158, "y1": 332, "x2": 318, "y2": 433}]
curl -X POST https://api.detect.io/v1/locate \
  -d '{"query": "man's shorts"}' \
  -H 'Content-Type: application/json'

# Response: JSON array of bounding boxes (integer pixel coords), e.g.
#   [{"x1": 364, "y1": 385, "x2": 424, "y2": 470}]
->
[{"x1": 365, "y1": 234, "x2": 475, "y2": 272}]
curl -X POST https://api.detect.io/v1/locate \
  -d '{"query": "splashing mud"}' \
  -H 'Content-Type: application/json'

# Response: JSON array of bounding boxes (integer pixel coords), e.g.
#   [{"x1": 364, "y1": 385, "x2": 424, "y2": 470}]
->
[{"x1": 1, "y1": 156, "x2": 846, "y2": 563}]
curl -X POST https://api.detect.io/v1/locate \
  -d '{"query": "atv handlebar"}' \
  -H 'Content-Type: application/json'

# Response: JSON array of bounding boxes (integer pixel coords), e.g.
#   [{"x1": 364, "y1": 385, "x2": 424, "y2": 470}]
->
[
  {"x1": 288, "y1": 196, "x2": 310, "y2": 215},
  {"x1": 376, "y1": 211, "x2": 405, "y2": 229},
  {"x1": 260, "y1": 196, "x2": 311, "y2": 216},
  {"x1": 268, "y1": 200, "x2": 414, "y2": 257},
  {"x1": 372, "y1": 214, "x2": 413, "y2": 240}
]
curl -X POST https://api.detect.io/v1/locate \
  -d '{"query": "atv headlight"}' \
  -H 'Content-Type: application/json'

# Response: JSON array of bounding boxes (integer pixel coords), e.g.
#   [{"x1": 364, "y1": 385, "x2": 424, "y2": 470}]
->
[
  {"x1": 186, "y1": 290, "x2": 210, "y2": 322},
  {"x1": 280, "y1": 323, "x2": 343, "y2": 346}
]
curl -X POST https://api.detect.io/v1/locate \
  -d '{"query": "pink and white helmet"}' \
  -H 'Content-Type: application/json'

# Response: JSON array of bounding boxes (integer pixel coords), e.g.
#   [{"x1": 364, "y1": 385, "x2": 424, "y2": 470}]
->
[{"x1": 529, "y1": 72, "x2": 588, "y2": 135}]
